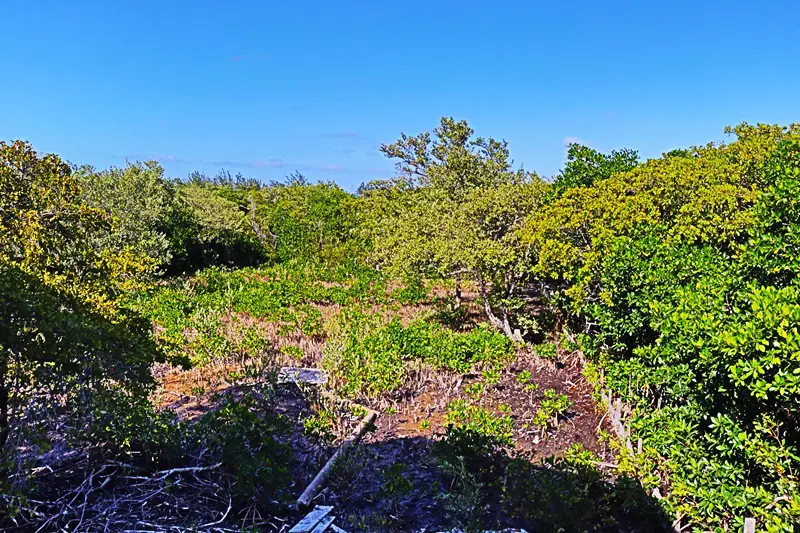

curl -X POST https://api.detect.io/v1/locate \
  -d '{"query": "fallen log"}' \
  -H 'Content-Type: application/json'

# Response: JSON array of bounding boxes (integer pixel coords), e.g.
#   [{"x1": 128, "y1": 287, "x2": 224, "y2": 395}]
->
[{"x1": 296, "y1": 406, "x2": 378, "y2": 508}]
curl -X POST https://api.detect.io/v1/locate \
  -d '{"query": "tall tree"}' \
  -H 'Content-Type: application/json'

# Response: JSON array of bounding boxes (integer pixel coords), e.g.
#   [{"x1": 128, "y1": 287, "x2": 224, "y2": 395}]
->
[
  {"x1": 366, "y1": 118, "x2": 548, "y2": 340},
  {"x1": 76, "y1": 160, "x2": 173, "y2": 272}
]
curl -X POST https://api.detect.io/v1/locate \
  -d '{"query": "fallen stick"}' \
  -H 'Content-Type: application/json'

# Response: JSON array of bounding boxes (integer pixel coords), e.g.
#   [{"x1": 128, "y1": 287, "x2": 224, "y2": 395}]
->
[{"x1": 296, "y1": 407, "x2": 378, "y2": 509}]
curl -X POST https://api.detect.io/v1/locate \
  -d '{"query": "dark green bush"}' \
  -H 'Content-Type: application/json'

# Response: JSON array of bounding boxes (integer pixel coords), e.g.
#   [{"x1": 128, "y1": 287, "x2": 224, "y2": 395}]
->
[
  {"x1": 71, "y1": 387, "x2": 187, "y2": 468},
  {"x1": 390, "y1": 277, "x2": 428, "y2": 305},
  {"x1": 502, "y1": 446, "x2": 667, "y2": 532},
  {"x1": 195, "y1": 396, "x2": 293, "y2": 505},
  {"x1": 434, "y1": 401, "x2": 513, "y2": 481}
]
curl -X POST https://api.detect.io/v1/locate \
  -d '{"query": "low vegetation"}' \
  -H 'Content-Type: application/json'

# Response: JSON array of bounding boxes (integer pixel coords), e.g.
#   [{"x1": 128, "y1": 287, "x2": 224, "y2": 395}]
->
[{"x1": 2, "y1": 121, "x2": 800, "y2": 531}]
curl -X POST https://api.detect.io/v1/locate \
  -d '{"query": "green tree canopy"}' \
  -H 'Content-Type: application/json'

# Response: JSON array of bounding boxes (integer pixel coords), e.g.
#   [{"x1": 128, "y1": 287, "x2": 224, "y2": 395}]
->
[
  {"x1": 551, "y1": 143, "x2": 639, "y2": 197},
  {"x1": 0, "y1": 141, "x2": 158, "y2": 449},
  {"x1": 366, "y1": 118, "x2": 548, "y2": 340}
]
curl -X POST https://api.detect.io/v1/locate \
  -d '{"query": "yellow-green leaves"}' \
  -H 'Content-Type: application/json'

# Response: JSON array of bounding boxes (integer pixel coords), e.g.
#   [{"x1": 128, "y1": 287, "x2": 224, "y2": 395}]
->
[{"x1": 368, "y1": 118, "x2": 549, "y2": 338}]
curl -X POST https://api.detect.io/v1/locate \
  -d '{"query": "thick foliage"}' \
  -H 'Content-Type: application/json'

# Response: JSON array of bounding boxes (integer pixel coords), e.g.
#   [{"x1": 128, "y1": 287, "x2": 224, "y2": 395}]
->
[
  {"x1": 69, "y1": 387, "x2": 293, "y2": 507},
  {"x1": 255, "y1": 180, "x2": 362, "y2": 265},
  {"x1": 76, "y1": 161, "x2": 174, "y2": 272},
  {"x1": 0, "y1": 141, "x2": 159, "y2": 456},
  {"x1": 502, "y1": 445, "x2": 668, "y2": 532},
  {"x1": 582, "y1": 139, "x2": 800, "y2": 530},
  {"x1": 366, "y1": 118, "x2": 549, "y2": 340},
  {"x1": 550, "y1": 143, "x2": 639, "y2": 197},
  {"x1": 168, "y1": 181, "x2": 268, "y2": 273},
  {"x1": 522, "y1": 123, "x2": 800, "y2": 308}
]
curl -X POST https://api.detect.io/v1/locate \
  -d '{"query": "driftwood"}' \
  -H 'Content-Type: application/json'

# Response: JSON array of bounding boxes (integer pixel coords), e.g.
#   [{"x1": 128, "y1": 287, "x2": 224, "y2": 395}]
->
[
  {"x1": 600, "y1": 390, "x2": 632, "y2": 452},
  {"x1": 280, "y1": 366, "x2": 379, "y2": 510},
  {"x1": 296, "y1": 407, "x2": 378, "y2": 508},
  {"x1": 289, "y1": 505, "x2": 334, "y2": 532}
]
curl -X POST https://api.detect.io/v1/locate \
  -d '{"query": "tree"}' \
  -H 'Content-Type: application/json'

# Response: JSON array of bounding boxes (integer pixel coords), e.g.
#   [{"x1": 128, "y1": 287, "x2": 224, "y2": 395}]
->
[
  {"x1": 0, "y1": 141, "x2": 158, "y2": 451},
  {"x1": 165, "y1": 179, "x2": 269, "y2": 273},
  {"x1": 365, "y1": 118, "x2": 548, "y2": 340},
  {"x1": 254, "y1": 180, "x2": 361, "y2": 265},
  {"x1": 521, "y1": 123, "x2": 800, "y2": 310},
  {"x1": 551, "y1": 143, "x2": 639, "y2": 197},
  {"x1": 578, "y1": 138, "x2": 800, "y2": 530},
  {"x1": 75, "y1": 160, "x2": 173, "y2": 272}
]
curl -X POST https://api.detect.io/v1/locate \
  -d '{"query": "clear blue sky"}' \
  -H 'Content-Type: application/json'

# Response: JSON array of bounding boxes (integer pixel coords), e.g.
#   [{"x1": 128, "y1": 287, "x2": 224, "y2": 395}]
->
[{"x1": 2, "y1": 1, "x2": 799, "y2": 190}]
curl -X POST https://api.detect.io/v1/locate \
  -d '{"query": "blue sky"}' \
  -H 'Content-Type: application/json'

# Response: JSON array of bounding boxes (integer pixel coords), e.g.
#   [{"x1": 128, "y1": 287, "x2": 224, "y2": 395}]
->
[{"x1": 2, "y1": 1, "x2": 799, "y2": 190}]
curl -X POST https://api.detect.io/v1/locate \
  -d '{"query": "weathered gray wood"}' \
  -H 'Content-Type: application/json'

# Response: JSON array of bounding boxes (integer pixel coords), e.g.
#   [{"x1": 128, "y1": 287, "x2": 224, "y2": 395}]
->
[
  {"x1": 744, "y1": 517, "x2": 756, "y2": 533},
  {"x1": 279, "y1": 367, "x2": 329, "y2": 385},
  {"x1": 310, "y1": 515, "x2": 336, "y2": 532},
  {"x1": 288, "y1": 505, "x2": 333, "y2": 532},
  {"x1": 601, "y1": 390, "x2": 633, "y2": 452},
  {"x1": 296, "y1": 408, "x2": 379, "y2": 508}
]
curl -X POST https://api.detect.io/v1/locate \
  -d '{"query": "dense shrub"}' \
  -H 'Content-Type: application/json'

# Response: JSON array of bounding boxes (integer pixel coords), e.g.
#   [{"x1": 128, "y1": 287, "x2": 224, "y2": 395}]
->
[
  {"x1": 166, "y1": 181, "x2": 268, "y2": 273},
  {"x1": 435, "y1": 401, "x2": 514, "y2": 479},
  {"x1": 550, "y1": 143, "x2": 639, "y2": 198},
  {"x1": 76, "y1": 161, "x2": 175, "y2": 273},
  {"x1": 71, "y1": 387, "x2": 187, "y2": 468},
  {"x1": 502, "y1": 445, "x2": 668, "y2": 532},
  {"x1": 0, "y1": 141, "x2": 160, "y2": 454},
  {"x1": 579, "y1": 139, "x2": 800, "y2": 530},
  {"x1": 194, "y1": 396, "x2": 293, "y2": 505},
  {"x1": 254, "y1": 179, "x2": 363, "y2": 265},
  {"x1": 521, "y1": 123, "x2": 800, "y2": 307}
]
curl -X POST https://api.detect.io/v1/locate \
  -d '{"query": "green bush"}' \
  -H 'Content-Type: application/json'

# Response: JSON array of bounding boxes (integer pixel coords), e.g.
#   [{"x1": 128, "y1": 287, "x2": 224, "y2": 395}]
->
[
  {"x1": 502, "y1": 445, "x2": 667, "y2": 532},
  {"x1": 254, "y1": 180, "x2": 363, "y2": 265},
  {"x1": 194, "y1": 396, "x2": 293, "y2": 505},
  {"x1": 577, "y1": 139, "x2": 800, "y2": 530},
  {"x1": 165, "y1": 181, "x2": 269, "y2": 274},
  {"x1": 129, "y1": 263, "x2": 394, "y2": 367},
  {"x1": 71, "y1": 387, "x2": 187, "y2": 468},
  {"x1": 533, "y1": 389, "x2": 572, "y2": 433},
  {"x1": 323, "y1": 316, "x2": 514, "y2": 399},
  {"x1": 444, "y1": 400, "x2": 513, "y2": 448},
  {"x1": 76, "y1": 161, "x2": 174, "y2": 273},
  {"x1": 390, "y1": 277, "x2": 428, "y2": 305},
  {"x1": 533, "y1": 342, "x2": 557, "y2": 360}
]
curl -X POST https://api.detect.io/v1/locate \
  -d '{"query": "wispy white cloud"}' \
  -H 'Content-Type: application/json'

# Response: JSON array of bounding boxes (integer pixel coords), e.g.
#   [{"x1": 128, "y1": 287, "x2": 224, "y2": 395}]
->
[
  {"x1": 209, "y1": 159, "x2": 284, "y2": 169},
  {"x1": 121, "y1": 153, "x2": 390, "y2": 176},
  {"x1": 294, "y1": 163, "x2": 389, "y2": 175},
  {"x1": 122, "y1": 153, "x2": 191, "y2": 164}
]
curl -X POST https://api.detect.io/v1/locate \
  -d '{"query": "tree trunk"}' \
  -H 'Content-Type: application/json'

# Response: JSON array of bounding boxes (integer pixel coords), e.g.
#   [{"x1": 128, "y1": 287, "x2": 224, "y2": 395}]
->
[
  {"x1": 477, "y1": 278, "x2": 522, "y2": 342},
  {"x1": 454, "y1": 278, "x2": 462, "y2": 309}
]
